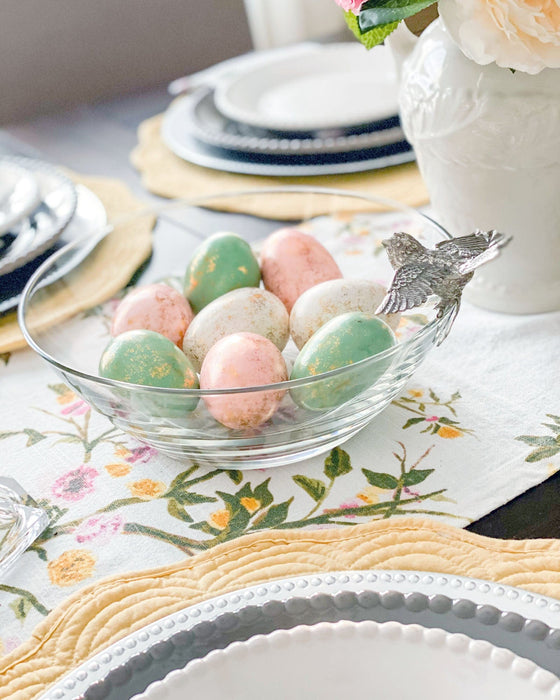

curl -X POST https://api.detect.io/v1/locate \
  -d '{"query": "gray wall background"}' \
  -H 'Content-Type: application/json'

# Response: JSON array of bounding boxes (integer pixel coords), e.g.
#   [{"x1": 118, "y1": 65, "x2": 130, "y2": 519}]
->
[{"x1": 0, "y1": 0, "x2": 252, "y2": 125}]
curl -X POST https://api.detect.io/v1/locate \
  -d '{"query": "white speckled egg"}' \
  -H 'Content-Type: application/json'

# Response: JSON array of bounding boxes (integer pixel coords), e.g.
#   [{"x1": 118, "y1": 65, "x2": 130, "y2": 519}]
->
[
  {"x1": 290, "y1": 278, "x2": 401, "y2": 350},
  {"x1": 182, "y1": 287, "x2": 289, "y2": 371},
  {"x1": 200, "y1": 332, "x2": 288, "y2": 429}
]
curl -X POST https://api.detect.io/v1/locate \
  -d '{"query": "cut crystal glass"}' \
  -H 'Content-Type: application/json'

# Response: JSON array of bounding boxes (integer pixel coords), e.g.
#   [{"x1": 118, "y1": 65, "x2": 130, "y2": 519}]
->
[{"x1": 0, "y1": 477, "x2": 49, "y2": 580}]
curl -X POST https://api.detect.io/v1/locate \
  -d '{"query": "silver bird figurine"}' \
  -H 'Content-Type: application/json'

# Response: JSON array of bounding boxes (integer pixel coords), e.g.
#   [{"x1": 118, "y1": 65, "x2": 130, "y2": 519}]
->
[{"x1": 376, "y1": 229, "x2": 511, "y2": 333}]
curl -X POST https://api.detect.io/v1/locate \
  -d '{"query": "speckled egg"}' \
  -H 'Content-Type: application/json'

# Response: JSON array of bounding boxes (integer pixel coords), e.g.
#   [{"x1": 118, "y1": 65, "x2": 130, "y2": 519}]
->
[
  {"x1": 111, "y1": 283, "x2": 194, "y2": 347},
  {"x1": 183, "y1": 287, "x2": 290, "y2": 371},
  {"x1": 290, "y1": 312, "x2": 396, "y2": 411},
  {"x1": 184, "y1": 232, "x2": 261, "y2": 313},
  {"x1": 200, "y1": 332, "x2": 288, "y2": 429},
  {"x1": 259, "y1": 227, "x2": 342, "y2": 312},
  {"x1": 290, "y1": 278, "x2": 400, "y2": 350},
  {"x1": 100, "y1": 329, "x2": 198, "y2": 390}
]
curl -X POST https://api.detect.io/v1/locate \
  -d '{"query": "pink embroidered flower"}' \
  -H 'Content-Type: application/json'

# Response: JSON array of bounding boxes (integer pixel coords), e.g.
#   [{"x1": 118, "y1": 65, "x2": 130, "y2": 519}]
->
[
  {"x1": 324, "y1": 500, "x2": 361, "y2": 519},
  {"x1": 426, "y1": 416, "x2": 439, "y2": 422},
  {"x1": 125, "y1": 445, "x2": 158, "y2": 464},
  {"x1": 334, "y1": 0, "x2": 363, "y2": 14},
  {"x1": 74, "y1": 514, "x2": 124, "y2": 544},
  {"x1": 51, "y1": 465, "x2": 99, "y2": 502},
  {"x1": 60, "y1": 400, "x2": 90, "y2": 416}
]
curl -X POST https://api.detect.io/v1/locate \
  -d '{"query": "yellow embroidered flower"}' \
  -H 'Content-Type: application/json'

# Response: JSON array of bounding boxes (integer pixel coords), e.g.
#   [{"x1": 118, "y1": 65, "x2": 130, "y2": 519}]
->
[
  {"x1": 437, "y1": 425, "x2": 463, "y2": 439},
  {"x1": 48, "y1": 549, "x2": 96, "y2": 587},
  {"x1": 56, "y1": 389, "x2": 77, "y2": 405},
  {"x1": 209, "y1": 510, "x2": 230, "y2": 530},
  {"x1": 128, "y1": 479, "x2": 167, "y2": 499},
  {"x1": 240, "y1": 497, "x2": 260, "y2": 514},
  {"x1": 357, "y1": 485, "x2": 388, "y2": 504},
  {"x1": 408, "y1": 389, "x2": 423, "y2": 398},
  {"x1": 114, "y1": 446, "x2": 131, "y2": 459},
  {"x1": 105, "y1": 463, "x2": 131, "y2": 478}
]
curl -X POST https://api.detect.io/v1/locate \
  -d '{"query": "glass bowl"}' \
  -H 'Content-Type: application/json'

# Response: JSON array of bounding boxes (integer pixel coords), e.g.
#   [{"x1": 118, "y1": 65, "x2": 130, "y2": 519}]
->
[{"x1": 19, "y1": 187, "x2": 452, "y2": 469}]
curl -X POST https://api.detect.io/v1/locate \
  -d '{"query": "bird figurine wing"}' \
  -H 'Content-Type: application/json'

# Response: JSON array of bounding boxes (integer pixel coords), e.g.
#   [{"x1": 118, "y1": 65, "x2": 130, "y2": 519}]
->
[
  {"x1": 435, "y1": 229, "x2": 510, "y2": 263},
  {"x1": 376, "y1": 263, "x2": 451, "y2": 314}
]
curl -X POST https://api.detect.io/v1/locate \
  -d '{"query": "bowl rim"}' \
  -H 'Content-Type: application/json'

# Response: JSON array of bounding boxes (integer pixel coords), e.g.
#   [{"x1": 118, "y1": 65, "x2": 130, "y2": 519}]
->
[{"x1": 18, "y1": 185, "x2": 453, "y2": 396}]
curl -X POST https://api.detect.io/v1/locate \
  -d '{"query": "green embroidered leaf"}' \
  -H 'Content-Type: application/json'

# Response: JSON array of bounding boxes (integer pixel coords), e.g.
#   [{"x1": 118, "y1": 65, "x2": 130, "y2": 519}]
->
[
  {"x1": 30, "y1": 545, "x2": 48, "y2": 561},
  {"x1": 344, "y1": 10, "x2": 398, "y2": 49},
  {"x1": 525, "y1": 446, "x2": 560, "y2": 463},
  {"x1": 543, "y1": 424, "x2": 560, "y2": 435},
  {"x1": 362, "y1": 469, "x2": 398, "y2": 490},
  {"x1": 254, "y1": 479, "x2": 274, "y2": 508},
  {"x1": 48, "y1": 383, "x2": 70, "y2": 396},
  {"x1": 293, "y1": 475, "x2": 327, "y2": 502},
  {"x1": 438, "y1": 417, "x2": 460, "y2": 426},
  {"x1": 0, "y1": 352, "x2": 10, "y2": 366},
  {"x1": 9, "y1": 596, "x2": 33, "y2": 621},
  {"x1": 191, "y1": 521, "x2": 221, "y2": 536},
  {"x1": 23, "y1": 429, "x2": 47, "y2": 447},
  {"x1": 428, "y1": 388, "x2": 440, "y2": 403},
  {"x1": 172, "y1": 491, "x2": 217, "y2": 506},
  {"x1": 0, "y1": 431, "x2": 18, "y2": 441},
  {"x1": 516, "y1": 435, "x2": 557, "y2": 447},
  {"x1": 324, "y1": 447, "x2": 352, "y2": 479},
  {"x1": 403, "y1": 417, "x2": 425, "y2": 429},
  {"x1": 167, "y1": 499, "x2": 194, "y2": 523},
  {"x1": 403, "y1": 468, "x2": 434, "y2": 486},
  {"x1": 418, "y1": 403, "x2": 426, "y2": 412},
  {"x1": 225, "y1": 470, "x2": 243, "y2": 484},
  {"x1": 359, "y1": 0, "x2": 437, "y2": 31},
  {"x1": 546, "y1": 414, "x2": 560, "y2": 424},
  {"x1": 167, "y1": 466, "x2": 199, "y2": 491},
  {"x1": 428, "y1": 493, "x2": 456, "y2": 503},
  {"x1": 252, "y1": 499, "x2": 293, "y2": 530},
  {"x1": 451, "y1": 391, "x2": 462, "y2": 401},
  {"x1": 235, "y1": 482, "x2": 254, "y2": 500}
]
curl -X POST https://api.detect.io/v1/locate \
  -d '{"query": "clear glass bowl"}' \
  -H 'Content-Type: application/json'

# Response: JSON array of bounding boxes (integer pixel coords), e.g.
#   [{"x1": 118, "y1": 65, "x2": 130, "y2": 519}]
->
[{"x1": 19, "y1": 187, "x2": 452, "y2": 469}]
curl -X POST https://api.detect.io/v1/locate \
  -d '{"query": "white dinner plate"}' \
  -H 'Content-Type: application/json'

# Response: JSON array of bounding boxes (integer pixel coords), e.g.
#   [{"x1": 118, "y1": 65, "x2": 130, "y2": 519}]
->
[
  {"x1": 0, "y1": 184, "x2": 107, "y2": 314},
  {"x1": 214, "y1": 43, "x2": 399, "y2": 132},
  {"x1": 0, "y1": 162, "x2": 41, "y2": 236},
  {"x1": 136, "y1": 620, "x2": 560, "y2": 700},
  {"x1": 162, "y1": 99, "x2": 414, "y2": 177},
  {"x1": 184, "y1": 89, "x2": 406, "y2": 157},
  {"x1": 0, "y1": 156, "x2": 77, "y2": 277}
]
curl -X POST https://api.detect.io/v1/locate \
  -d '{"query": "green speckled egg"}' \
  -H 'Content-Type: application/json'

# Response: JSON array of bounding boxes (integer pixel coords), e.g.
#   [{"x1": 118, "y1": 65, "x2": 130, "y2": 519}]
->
[
  {"x1": 99, "y1": 330, "x2": 199, "y2": 413},
  {"x1": 184, "y1": 232, "x2": 260, "y2": 313},
  {"x1": 290, "y1": 312, "x2": 396, "y2": 411}
]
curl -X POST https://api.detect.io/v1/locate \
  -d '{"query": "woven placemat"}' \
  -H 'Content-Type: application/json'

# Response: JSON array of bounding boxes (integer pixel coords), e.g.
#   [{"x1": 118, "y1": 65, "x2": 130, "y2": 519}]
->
[
  {"x1": 2, "y1": 517, "x2": 560, "y2": 698},
  {"x1": 0, "y1": 173, "x2": 154, "y2": 354},
  {"x1": 130, "y1": 112, "x2": 429, "y2": 219}
]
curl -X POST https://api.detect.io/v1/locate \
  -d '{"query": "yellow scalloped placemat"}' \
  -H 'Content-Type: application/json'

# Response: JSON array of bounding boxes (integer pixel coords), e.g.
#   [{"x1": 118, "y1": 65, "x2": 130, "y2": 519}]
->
[
  {"x1": 130, "y1": 112, "x2": 429, "y2": 219},
  {"x1": 3, "y1": 517, "x2": 560, "y2": 698},
  {"x1": 0, "y1": 173, "x2": 154, "y2": 354}
]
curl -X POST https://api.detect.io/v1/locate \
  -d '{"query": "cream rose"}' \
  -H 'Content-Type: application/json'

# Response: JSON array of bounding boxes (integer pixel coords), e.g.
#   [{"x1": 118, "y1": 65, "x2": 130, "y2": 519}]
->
[{"x1": 439, "y1": 0, "x2": 560, "y2": 74}]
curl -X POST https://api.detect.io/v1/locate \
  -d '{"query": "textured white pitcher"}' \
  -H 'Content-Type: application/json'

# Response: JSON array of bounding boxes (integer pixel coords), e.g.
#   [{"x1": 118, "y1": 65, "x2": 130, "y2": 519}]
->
[{"x1": 390, "y1": 19, "x2": 560, "y2": 314}]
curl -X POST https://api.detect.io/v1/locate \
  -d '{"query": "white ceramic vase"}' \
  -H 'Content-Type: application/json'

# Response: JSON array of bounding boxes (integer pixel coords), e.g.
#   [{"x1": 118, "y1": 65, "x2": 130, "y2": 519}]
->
[{"x1": 389, "y1": 19, "x2": 560, "y2": 314}]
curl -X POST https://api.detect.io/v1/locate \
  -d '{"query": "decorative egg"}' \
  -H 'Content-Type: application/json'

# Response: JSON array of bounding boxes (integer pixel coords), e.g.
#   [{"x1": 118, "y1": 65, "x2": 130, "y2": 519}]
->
[
  {"x1": 183, "y1": 287, "x2": 290, "y2": 371},
  {"x1": 290, "y1": 278, "x2": 401, "y2": 350},
  {"x1": 100, "y1": 330, "x2": 199, "y2": 414},
  {"x1": 290, "y1": 312, "x2": 396, "y2": 411},
  {"x1": 200, "y1": 332, "x2": 288, "y2": 429},
  {"x1": 184, "y1": 232, "x2": 261, "y2": 313},
  {"x1": 259, "y1": 227, "x2": 342, "y2": 312},
  {"x1": 111, "y1": 283, "x2": 194, "y2": 347}
]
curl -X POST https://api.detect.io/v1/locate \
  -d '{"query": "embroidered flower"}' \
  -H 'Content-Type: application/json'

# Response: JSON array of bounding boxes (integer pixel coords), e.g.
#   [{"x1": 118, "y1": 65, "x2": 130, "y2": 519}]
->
[
  {"x1": 209, "y1": 510, "x2": 230, "y2": 530},
  {"x1": 408, "y1": 389, "x2": 424, "y2": 398},
  {"x1": 105, "y1": 462, "x2": 131, "y2": 477},
  {"x1": 426, "y1": 415, "x2": 439, "y2": 423},
  {"x1": 357, "y1": 485, "x2": 390, "y2": 504},
  {"x1": 60, "y1": 399, "x2": 89, "y2": 416},
  {"x1": 74, "y1": 514, "x2": 124, "y2": 544},
  {"x1": 51, "y1": 466, "x2": 99, "y2": 502},
  {"x1": 437, "y1": 425, "x2": 463, "y2": 439},
  {"x1": 48, "y1": 549, "x2": 96, "y2": 587},
  {"x1": 125, "y1": 446, "x2": 158, "y2": 464},
  {"x1": 440, "y1": 0, "x2": 560, "y2": 74},
  {"x1": 128, "y1": 478, "x2": 167, "y2": 500},
  {"x1": 240, "y1": 497, "x2": 260, "y2": 514}
]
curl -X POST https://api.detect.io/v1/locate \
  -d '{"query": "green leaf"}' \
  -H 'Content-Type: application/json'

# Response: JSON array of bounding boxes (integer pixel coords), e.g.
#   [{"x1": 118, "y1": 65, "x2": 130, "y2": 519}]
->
[
  {"x1": 293, "y1": 475, "x2": 327, "y2": 502},
  {"x1": 252, "y1": 499, "x2": 293, "y2": 530},
  {"x1": 324, "y1": 447, "x2": 352, "y2": 480},
  {"x1": 418, "y1": 403, "x2": 426, "y2": 412},
  {"x1": 9, "y1": 596, "x2": 32, "y2": 621},
  {"x1": 429, "y1": 493, "x2": 456, "y2": 503},
  {"x1": 438, "y1": 416, "x2": 459, "y2": 426},
  {"x1": 344, "y1": 10, "x2": 398, "y2": 49},
  {"x1": 516, "y1": 435, "x2": 557, "y2": 447},
  {"x1": 546, "y1": 414, "x2": 560, "y2": 424},
  {"x1": 254, "y1": 479, "x2": 274, "y2": 508},
  {"x1": 235, "y1": 482, "x2": 254, "y2": 500},
  {"x1": 428, "y1": 388, "x2": 440, "y2": 403},
  {"x1": 402, "y1": 417, "x2": 425, "y2": 429},
  {"x1": 225, "y1": 470, "x2": 243, "y2": 484},
  {"x1": 167, "y1": 499, "x2": 194, "y2": 523},
  {"x1": 525, "y1": 446, "x2": 560, "y2": 463},
  {"x1": 543, "y1": 424, "x2": 560, "y2": 435},
  {"x1": 403, "y1": 469, "x2": 434, "y2": 486},
  {"x1": 0, "y1": 352, "x2": 11, "y2": 366},
  {"x1": 191, "y1": 521, "x2": 220, "y2": 536},
  {"x1": 362, "y1": 469, "x2": 398, "y2": 490},
  {"x1": 23, "y1": 429, "x2": 47, "y2": 447},
  {"x1": 30, "y1": 546, "x2": 48, "y2": 561},
  {"x1": 359, "y1": 0, "x2": 437, "y2": 31},
  {"x1": 172, "y1": 491, "x2": 217, "y2": 506},
  {"x1": 48, "y1": 383, "x2": 71, "y2": 396}
]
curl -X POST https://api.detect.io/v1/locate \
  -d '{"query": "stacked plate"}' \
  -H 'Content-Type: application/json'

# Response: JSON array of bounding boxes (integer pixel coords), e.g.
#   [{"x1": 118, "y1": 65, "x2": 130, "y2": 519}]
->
[
  {"x1": 41, "y1": 570, "x2": 560, "y2": 699},
  {"x1": 162, "y1": 43, "x2": 414, "y2": 177},
  {"x1": 0, "y1": 156, "x2": 107, "y2": 315}
]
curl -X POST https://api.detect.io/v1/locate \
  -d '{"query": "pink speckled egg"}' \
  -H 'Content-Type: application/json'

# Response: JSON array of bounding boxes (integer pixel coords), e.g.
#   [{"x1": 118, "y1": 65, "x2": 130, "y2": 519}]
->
[
  {"x1": 200, "y1": 332, "x2": 288, "y2": 429},
  {"x1": 259, "y1": 228, "x2": 342, "y2": 312},
  {"x1": 111, "y1": 283, "x2": 194, "y2": 347}
]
